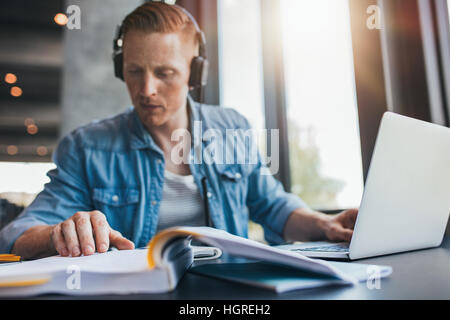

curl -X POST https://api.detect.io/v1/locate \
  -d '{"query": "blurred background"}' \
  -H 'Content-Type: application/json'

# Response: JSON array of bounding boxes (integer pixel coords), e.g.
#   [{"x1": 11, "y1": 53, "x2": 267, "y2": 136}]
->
[{"x1": 1, "y1": 0, "x2": 449, "y2": 240}]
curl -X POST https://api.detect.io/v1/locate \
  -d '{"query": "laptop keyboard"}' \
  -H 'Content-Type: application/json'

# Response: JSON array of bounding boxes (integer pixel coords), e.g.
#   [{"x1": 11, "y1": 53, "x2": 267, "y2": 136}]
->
[{"x1": 291, "y1": 243, "x2": 350, "y2": 253}]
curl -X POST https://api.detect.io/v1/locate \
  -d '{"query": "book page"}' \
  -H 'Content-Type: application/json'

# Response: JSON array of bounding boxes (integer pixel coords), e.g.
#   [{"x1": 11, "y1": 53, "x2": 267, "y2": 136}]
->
[{"x1": 152, "y1": 227, "x2": 357, "y2": 283}]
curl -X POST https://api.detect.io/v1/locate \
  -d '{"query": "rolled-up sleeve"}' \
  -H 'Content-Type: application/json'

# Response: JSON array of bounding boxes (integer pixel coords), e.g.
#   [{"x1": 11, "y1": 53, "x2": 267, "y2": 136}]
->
[{"x1": 0, "y1": 133, "x2": 93, "y2": 253}]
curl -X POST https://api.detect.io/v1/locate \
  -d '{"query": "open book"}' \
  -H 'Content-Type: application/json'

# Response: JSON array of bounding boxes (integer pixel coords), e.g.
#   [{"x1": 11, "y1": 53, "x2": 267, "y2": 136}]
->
[{"x1": 0, "y1": 227, "x2": 392, "y2": 296}]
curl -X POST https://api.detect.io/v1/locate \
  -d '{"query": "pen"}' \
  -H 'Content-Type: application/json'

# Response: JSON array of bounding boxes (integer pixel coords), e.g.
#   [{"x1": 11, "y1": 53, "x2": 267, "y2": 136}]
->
[
  {"x1": 0, "y1": 254, "x2": 21, "y2": 264},
  {"x1": 0, "y1": 254, "x2": 21, "y2": 260}
]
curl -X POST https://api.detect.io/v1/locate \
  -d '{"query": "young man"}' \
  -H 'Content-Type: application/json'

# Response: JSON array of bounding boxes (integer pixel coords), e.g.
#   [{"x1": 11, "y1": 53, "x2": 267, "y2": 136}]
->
[{"x1": 1, "y1": 2, "x2": 358, "y2": 260}]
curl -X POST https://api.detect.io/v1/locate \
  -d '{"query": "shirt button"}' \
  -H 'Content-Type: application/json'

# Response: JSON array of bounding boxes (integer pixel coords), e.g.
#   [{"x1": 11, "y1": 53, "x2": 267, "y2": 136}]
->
[
  {"x1": 235, "y1": 173, "x2": 241, "y2": 179},
  {"x1": 206, "y1": 192, "x2": 212, "y2": 199},
  {"x1": 152, "y1": 200, "x2": 158, "y2": 206},
  {"x1": 112, "y1": 195, "x2": 119, "y2": 202}
]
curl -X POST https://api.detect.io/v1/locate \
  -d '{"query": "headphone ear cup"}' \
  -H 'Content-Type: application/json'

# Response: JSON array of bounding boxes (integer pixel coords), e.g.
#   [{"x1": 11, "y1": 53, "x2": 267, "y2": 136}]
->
[
  {"x1": 114, "y1": 52, "x2": 124, "y2": 81},
  {"x1": 189, "y1": 56, "x2": 209, "y2": 89}
]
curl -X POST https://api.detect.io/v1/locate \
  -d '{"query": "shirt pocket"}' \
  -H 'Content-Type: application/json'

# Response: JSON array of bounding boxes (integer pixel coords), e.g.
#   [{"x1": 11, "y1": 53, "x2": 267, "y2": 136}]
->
[
  {"x1": 93, "y1": 188, "x2": 139, "y2": 207},
  {"x1": 92, "y1": 187, "x2": 140, "y2": 235}
]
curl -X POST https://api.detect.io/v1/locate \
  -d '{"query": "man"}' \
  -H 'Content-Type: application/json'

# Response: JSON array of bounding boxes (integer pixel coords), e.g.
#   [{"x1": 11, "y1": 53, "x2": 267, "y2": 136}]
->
[{"x1": 0, "y1": 2, "x2": 358, "y2": 260}]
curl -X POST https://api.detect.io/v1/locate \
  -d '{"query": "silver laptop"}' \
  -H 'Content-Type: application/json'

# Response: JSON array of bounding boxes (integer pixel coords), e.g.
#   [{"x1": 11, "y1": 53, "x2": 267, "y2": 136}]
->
[{"x1": 277, "y1": 112, "x2": 450, "y2": 260}]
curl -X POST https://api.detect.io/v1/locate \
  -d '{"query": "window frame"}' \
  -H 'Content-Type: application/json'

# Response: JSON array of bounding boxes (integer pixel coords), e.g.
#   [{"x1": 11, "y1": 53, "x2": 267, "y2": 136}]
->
[
  {"x1": 259, "y1": 0, "x2": 292, "y2": 192},
  {"x1": 177, "y1": 0, "x2": 221, "y2": 105}
]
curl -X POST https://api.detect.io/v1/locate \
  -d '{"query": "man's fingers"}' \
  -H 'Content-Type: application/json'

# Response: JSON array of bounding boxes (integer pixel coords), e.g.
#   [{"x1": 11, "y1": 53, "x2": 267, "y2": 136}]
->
[
  {"x1": 57, "y1": 211, "x2": 131, "y2": 256},
  {"x1": 61, "y1": 219, "x2": 81, "y2": 256},
  {"x1": 329, "y1": 224, "x2": 353, "y2": 242},
  {"x1": 73, "y1": 212, "x2": 95, "y2": 256},
  {"x1": 335, "y1": 208, "x2": 358, "y2": 229},
  {"x1": 91, "y1": 212, "x2": 110, "y2": 253},
  {"x1": 340, "y1": 228, "x2": 353, "y2": 242},
  {"x1": 109, "y1": 230, "x2": 135, "y2": 250},
  {"x1": 337, "y1": 227, "x2": 353, "y2": 242},
  {"x1": 343, "y1": 208, "x2": 358, "y2": 228},
  {"x1": 51, "y1": 224, "x2": 69, "y2": 256},
  {"x1": 348, "y1": 208, "x2": 358, "y2": 220}
]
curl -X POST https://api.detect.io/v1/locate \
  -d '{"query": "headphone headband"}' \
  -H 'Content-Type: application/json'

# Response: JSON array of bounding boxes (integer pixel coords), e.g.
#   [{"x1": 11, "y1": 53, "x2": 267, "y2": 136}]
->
[
  {"x1": 112, "y1": 1, "x2": 208, "y2": 91},
  {"x1": 113, "y1": 4, "x2": 206, "y2": 53}
]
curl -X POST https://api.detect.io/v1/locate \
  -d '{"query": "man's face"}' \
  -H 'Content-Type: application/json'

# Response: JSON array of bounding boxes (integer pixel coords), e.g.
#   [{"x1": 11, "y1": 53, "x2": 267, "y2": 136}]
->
[{"x1": 123, "y1": 30, "x2": 196, "y2": 129}]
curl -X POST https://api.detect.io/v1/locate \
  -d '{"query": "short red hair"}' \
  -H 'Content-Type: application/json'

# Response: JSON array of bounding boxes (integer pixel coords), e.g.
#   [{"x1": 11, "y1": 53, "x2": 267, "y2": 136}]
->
[{"x1": 121, "y1": 2, "x2": 198, "y2": 47}]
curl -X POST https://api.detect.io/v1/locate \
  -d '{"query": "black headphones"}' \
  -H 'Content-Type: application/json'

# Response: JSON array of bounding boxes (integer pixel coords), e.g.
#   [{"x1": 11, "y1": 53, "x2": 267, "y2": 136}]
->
[{"x1": 112, "y1": 1, "x2": 209, "y2": 97}]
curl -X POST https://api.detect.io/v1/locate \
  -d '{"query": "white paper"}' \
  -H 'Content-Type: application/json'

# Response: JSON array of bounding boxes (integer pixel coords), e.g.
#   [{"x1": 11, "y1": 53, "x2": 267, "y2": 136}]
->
[{"x1": 179, "y1": 227, "x2": 358, "y2": 284}]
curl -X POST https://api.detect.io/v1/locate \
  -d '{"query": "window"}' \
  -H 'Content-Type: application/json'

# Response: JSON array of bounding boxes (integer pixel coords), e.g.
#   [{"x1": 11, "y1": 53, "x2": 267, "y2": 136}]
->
[
  {"x1": 281, "y1": 0, "x2": 364, "y2": 210},
  {"x1": 218, "y1": 0, "x2": 265, "y2": 137},
  {"x1": 0, "y1": 162, "x2": 55, "y2": 206}
]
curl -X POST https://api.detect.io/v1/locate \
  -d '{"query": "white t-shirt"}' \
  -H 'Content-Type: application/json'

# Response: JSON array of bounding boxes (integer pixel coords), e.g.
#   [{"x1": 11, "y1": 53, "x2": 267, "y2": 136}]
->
[{"x1": 156, "y1": 170, "x2": 205, "y2": 233}]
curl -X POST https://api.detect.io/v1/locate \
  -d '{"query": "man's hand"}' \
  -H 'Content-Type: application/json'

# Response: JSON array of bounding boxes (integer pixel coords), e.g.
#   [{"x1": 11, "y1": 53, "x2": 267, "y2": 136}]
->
[
  {"x1": 50, "y1": 210, "x2": 135, "y2": 257},
  {"x1": 323, "y1": 208, "x2": 358, "y2": 243},
  {"x1": 283, "y1": 207, "x2": 359, "y2": 243}
]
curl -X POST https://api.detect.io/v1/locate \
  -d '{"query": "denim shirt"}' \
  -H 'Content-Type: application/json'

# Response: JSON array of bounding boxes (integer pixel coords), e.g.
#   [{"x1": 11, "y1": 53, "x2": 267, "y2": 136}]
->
[{"x1": 0, "y1": 97, "x2": 307, "y2": 253}]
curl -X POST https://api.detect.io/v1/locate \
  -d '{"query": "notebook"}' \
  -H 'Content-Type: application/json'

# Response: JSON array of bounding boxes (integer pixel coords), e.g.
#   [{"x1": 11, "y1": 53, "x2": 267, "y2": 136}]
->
[{"x1": 190, "y1": 259, "x2": 392, "y2": 293}]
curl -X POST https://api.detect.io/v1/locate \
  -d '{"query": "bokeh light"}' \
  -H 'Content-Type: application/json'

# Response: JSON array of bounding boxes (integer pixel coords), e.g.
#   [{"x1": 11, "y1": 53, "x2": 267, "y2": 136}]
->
[
  {"x1": 7, "y1": 145, "x2": 18, "y2": 156},
  {"x1": 4, "y1": 73, "x2": 17, "y2": 84},
  {"x1": 54, "y1": 13, "x2": 68, "y2": 26},
  {"x1": 27, "y1": 124, "x2": 39, "y2": 135},
  {"x1": 36, "y1": 146, "x2": 48, "y2": 157},
  {"x1": 10, "y1": 86, "x2": 23, "y2": 97}
]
